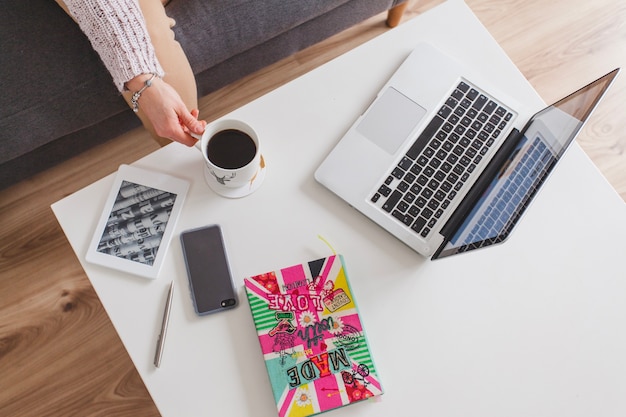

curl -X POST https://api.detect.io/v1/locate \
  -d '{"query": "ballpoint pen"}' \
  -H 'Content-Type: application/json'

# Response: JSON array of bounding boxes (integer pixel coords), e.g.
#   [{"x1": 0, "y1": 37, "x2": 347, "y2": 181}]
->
[{"x1": 154, "y1": 280, "x2": 174, "y2": 368}]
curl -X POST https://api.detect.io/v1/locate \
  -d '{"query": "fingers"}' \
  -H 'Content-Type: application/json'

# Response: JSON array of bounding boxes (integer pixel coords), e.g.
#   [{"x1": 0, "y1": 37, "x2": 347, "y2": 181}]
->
[
  {"x1": 156, "y1": 108, "x2": 206, "y2": 147},
  {"x1": 171, "y1": 130, "x2": 198, "y2": 147},
  {"x1": 190, "y1": 109, "x2": 208, "y2": 131},
  {"x1": 181, "y1": 108, "x2": 207, "y2": 134}
]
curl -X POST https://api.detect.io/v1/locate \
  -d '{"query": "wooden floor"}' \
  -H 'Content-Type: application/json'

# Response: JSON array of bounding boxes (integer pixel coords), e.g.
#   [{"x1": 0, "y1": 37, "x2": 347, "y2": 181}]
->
[{"x1": 1, "y1": 0, "x2": 624, "y2": 415}]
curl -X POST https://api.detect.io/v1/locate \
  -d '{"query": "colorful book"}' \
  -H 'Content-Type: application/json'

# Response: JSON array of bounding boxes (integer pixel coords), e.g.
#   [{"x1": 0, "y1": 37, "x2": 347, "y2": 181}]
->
[{"x1": 244, "y1": 254, "x2": 383, "y2": 417}]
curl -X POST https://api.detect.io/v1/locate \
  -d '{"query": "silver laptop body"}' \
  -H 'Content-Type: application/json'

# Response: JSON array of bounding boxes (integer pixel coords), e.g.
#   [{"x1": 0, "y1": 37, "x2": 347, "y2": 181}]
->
[{"x1": 315, "y1": 42, "x2": 618, "y2": 258}]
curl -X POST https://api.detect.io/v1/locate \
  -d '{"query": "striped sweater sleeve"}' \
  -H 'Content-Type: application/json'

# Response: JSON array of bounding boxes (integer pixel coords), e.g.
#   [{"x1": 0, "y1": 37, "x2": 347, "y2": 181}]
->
[{"x1": 63, "y1": 0, "x2": 164, "y2": 92}]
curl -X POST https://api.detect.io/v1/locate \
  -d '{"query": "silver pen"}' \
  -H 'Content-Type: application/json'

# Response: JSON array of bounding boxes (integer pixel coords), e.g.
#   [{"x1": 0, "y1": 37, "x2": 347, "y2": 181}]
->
[{"x1": 154, "y1": 280, "x2": 174, "y2": 368}]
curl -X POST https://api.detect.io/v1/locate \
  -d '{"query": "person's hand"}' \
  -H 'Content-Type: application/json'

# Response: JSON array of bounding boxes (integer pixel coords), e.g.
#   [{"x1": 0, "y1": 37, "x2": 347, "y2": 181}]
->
[{"x1": 127, "y1": 74, "x2": 206, "y2": 146}]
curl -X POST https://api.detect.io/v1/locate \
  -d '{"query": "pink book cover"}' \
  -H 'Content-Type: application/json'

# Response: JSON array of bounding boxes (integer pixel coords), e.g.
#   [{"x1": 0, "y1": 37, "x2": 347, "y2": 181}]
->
[{"x1": 244, "y1": 254, "x2": 383, "y2": 417}]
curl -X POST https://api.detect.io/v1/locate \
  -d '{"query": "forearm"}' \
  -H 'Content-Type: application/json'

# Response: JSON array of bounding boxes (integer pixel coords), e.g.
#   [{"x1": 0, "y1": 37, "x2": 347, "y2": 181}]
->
[{"x1": 63, "y1": 0, "x2": 164, "y2": 92}]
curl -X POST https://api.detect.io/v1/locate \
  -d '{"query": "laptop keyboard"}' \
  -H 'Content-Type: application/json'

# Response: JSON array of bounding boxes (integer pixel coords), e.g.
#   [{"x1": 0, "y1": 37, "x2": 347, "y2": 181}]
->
[{"x1": 370, "y1": 80, "x2": 515, "y2": 238}]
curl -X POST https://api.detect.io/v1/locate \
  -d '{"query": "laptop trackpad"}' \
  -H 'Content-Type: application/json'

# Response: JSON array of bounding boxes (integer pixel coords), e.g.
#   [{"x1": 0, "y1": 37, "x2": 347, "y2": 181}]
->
[{"x1": 357, "y1": 87, "x2": 427, "y2": 155}]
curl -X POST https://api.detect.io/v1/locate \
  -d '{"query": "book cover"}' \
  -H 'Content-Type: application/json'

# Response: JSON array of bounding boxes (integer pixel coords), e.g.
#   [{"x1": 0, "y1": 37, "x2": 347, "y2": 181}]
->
[{"x1": 244, "y1": 254, "x2": 383, "y2": 417}]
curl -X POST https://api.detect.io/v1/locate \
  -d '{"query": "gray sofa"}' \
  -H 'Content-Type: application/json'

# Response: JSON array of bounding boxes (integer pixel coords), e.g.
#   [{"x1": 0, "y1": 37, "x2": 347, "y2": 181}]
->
[{"x1": 0, "y1": 0, "x2": 406, "y2": 189}]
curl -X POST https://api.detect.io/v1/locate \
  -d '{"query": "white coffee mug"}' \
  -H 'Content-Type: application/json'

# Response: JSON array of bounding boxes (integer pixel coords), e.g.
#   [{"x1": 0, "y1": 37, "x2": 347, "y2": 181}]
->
[{"x1": 192, "y1": 119, "x2": 266, "y2": 198}]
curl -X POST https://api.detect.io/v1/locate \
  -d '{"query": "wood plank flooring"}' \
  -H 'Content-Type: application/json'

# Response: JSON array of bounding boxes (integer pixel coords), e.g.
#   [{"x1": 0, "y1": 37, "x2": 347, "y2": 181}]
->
[{"x1": 1, "y1": 0, "x2": 624, "y2": 415}]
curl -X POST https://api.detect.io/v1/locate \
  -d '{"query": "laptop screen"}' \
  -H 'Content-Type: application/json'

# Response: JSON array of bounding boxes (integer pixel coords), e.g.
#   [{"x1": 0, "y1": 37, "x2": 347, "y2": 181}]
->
[{"x1": 434, "y1": 69, "x2": 619, "y2": 258}]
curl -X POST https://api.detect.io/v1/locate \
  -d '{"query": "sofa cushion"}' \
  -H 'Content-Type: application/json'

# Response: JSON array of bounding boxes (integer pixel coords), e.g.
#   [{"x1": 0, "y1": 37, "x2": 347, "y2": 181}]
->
[
  {"x1": 0, "y1": 0, "x2": 129, "y2": 165},
  {"x1": 168, "y1": 0, "x2": 353, "y2": 74},
  {"x1": 187, "y1": 0, "x2": 399, "y2": 96}
]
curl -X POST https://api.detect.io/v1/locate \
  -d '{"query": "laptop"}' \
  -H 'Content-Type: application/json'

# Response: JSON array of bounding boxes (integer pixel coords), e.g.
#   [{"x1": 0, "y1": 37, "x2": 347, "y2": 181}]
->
[{"x1": 314, "y1": 42, "x2": 619, "y2": 259}]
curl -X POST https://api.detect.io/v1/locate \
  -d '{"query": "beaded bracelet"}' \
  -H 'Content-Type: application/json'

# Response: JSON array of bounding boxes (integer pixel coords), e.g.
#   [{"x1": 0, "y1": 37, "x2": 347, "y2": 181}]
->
[{"x1": 130, "y1": 73, "x2": 159, "y2": 113}]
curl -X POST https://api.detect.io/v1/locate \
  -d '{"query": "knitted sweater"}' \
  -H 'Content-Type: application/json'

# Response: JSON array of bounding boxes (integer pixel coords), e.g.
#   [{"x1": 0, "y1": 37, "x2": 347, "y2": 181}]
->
[{"x1": 63, "y1": 0, "x2": 164, "y2": 92}]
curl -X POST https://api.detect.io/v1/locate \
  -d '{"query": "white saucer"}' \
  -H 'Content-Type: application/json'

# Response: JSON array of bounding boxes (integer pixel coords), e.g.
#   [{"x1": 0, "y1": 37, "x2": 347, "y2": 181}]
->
[{"x1": 203, "y1": 155, "x2": 266, "y2": 198}]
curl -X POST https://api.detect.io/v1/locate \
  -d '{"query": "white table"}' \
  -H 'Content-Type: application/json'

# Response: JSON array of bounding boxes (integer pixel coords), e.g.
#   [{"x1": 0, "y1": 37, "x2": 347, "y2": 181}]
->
[{"x1": 53, "y1": 1, "x2": 626, "y2": 416}]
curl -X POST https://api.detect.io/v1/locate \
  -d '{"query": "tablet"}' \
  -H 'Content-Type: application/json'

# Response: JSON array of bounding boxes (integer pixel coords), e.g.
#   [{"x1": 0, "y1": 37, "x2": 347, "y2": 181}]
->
[{"x1": 85, "y1": 165, "x2": 189, "y2": 279}]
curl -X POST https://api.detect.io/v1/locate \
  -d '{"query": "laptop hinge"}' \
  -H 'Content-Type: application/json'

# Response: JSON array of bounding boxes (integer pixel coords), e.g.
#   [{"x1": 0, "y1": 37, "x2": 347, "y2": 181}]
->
[{"x1": 438, "y1": 128, "x2": 522, "y2": 241}]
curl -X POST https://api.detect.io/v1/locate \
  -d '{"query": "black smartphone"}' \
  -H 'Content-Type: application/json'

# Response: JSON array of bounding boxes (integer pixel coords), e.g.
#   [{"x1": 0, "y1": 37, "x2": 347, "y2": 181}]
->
[{"x1": 180, "y1": 225, "x2": 237, "y2": 315}]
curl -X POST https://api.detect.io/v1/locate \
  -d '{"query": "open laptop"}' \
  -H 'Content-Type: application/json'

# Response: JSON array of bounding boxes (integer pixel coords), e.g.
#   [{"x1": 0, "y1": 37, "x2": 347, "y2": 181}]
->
[{"x1": 314, "y1": 42, "x2": 619, "y2": 259}]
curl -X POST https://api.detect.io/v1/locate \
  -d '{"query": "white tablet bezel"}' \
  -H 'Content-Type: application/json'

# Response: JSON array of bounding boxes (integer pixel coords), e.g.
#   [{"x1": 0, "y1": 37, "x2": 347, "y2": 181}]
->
[{"x1": 85, "y1": 164, "x2": 189, "y2": 279}]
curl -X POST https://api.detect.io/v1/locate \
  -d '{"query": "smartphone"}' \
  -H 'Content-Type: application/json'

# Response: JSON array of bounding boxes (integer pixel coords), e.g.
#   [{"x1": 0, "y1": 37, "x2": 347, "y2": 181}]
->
[{"x1": 180, "y1": 225, "x2": 237, "y2": 315}]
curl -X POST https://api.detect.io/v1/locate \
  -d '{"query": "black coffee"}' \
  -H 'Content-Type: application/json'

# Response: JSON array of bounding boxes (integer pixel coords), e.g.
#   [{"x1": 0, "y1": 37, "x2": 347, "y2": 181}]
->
[{"x1": 206, "y1": 129, "x2": 256, "y2": 169}]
